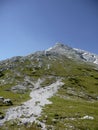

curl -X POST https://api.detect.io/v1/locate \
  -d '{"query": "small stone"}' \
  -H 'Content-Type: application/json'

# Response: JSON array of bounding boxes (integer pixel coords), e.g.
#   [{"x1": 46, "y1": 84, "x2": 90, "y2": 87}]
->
[{"x1": 81, "y1": 115, "x2": 94, "y2": 120}]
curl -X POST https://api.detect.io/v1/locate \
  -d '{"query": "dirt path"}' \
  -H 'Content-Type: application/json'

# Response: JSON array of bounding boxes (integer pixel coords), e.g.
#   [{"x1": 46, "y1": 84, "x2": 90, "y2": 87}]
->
[{"x1": 0, "y1": 79, "x2": 64, "y2": 129}]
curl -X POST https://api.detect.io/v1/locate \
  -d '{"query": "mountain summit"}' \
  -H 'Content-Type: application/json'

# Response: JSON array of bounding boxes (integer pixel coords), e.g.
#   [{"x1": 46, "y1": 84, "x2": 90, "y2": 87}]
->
[
  {"x1": 45, "y1": 43, "x2": 98, "y2": 64},
  {"x1": 46, "y1": 43, "x2": 72, "y2": 53}
]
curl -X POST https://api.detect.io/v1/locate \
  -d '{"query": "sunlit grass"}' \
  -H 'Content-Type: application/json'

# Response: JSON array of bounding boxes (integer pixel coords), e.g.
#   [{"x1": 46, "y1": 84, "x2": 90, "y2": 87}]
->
[{"x1": 40, "y1": 96, "x2": 98, "y2": 130}]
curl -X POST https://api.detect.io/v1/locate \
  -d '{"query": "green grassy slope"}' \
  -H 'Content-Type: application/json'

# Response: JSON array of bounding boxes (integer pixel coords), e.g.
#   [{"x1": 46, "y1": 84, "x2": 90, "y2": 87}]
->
[{"x1": 0, "y1": 55, "x2": 98, "y2": 130}]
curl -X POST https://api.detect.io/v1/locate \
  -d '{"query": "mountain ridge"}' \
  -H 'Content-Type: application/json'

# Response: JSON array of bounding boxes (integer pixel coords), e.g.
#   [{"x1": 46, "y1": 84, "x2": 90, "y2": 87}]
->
[
  {"x1": 1, "y1": 43, "x2": 98, "y2": 65},
  {"x1": 0, "y1": 43, "x2": 98, "y2": 64}
]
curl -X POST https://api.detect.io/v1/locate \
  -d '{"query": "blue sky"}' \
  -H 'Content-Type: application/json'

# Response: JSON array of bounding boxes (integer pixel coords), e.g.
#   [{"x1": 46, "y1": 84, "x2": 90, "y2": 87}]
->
[{"x1": 0, "y1": 0, "x2": 98, "y2": 60}]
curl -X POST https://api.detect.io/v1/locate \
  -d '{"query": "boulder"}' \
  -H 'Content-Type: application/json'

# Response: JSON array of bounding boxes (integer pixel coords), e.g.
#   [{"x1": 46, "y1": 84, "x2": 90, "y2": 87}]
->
[{"x1": 3, "y1": 99, "x2": 13, "y2": 106}]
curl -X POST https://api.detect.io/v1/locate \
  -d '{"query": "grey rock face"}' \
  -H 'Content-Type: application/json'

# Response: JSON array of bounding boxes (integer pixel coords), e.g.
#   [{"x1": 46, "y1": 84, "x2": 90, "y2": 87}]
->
[
  {"x1": 45, "y1": 43, "x2": 98, "y2": 64},
  {"x1": 73, "y1": 48, "x2": 98, "y2": 64}
]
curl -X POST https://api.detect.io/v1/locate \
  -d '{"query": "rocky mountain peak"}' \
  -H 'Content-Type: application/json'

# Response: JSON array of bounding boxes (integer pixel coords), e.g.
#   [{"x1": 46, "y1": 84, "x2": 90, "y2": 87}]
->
[
  {"x1": 45, "y1": 43, "x2": 98, "y2": 65},
  {"x1": 55, "y1": 42, "x2": 66, "y2": 47},
  {"x1": 46, "y1": 43, "x2": 72, "y2": 51},
  {"x1": 45, "y1": 43, "x2": 73, "y2": 56}
]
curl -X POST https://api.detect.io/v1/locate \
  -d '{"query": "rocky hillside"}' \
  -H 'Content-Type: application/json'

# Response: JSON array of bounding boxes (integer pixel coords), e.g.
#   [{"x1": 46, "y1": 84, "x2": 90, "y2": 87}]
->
[{"x1": 0, "y1": 43, "x2": 98, "y2": 130}]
